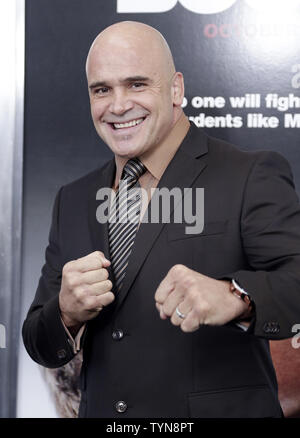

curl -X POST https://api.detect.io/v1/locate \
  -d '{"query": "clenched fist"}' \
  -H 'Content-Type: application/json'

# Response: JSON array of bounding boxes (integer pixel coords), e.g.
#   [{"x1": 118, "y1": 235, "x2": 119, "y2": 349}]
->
[
  {"x1": 59, "y1": 251, "x2": 114, "y2": 330},
  {"x1": 154, "y1": 264, "x2": 250, "y2": 332}
]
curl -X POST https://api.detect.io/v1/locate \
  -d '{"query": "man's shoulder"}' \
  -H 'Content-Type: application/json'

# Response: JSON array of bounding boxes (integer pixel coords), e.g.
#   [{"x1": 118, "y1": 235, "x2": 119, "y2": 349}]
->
[
  {"x1": 205, "y1": 130, "x2": 264, "y2": 161},
  {"x1": 187, "y1": 122, "x2": 269, "y2": 163},
  {"x1": 186, "y1": 124, "x2": 292, "y2": 179},
  {"x1": 200, "y1": 127, "x2": 289, "y2": 169}
]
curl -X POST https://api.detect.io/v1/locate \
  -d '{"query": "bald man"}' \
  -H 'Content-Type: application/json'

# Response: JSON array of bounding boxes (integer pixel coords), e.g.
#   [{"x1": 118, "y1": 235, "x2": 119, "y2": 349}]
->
[{"x1": 23, "y1": 21, "x2": 300, "y2": 418}]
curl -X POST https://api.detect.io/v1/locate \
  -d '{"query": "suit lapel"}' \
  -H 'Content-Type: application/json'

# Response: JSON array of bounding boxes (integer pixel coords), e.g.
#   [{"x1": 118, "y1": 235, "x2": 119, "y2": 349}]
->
[
  {"x1": 88, "y1": 158, "x2": 116, "y2": 284},
  {"x1": 114, "y1": 125, "x2": 209, "y2": 309}
]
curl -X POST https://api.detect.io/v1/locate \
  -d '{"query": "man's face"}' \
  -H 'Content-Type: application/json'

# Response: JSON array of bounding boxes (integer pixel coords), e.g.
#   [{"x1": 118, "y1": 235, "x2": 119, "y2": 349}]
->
[{"x1": 87, "y1": 38, "x2": 181, "y2": 159}]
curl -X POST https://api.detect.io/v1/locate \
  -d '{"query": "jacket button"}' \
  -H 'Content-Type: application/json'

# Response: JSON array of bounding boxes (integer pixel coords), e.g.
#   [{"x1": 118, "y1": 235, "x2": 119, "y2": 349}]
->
[
  {"x1": 263, "y1": 322, "x2": 280, "y2": 334},
  {"x1": 115, "y1": 400, "x2": 127, "y2": 413},
  {"x1": 57, "y1": 349, "x2": 67, "y2": 359},
  {"x1": 112, "y1": 329, "x2": 124, "y2": 340}
]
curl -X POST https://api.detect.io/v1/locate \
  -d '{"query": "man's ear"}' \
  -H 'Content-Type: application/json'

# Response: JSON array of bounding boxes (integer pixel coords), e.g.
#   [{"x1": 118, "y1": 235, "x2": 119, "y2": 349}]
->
[{"x1": 171, "y1": 72, "x2": 185, "y2": 107}]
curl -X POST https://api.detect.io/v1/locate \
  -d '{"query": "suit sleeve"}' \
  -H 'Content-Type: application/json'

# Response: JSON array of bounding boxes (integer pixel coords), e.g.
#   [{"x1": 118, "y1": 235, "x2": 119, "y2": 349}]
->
[
  {"x1": 230, "y1": 151, "x2": 300, "y2": 339},
  {"x1": 22, "y1": 187, "x2": 78, "y2": 368}
]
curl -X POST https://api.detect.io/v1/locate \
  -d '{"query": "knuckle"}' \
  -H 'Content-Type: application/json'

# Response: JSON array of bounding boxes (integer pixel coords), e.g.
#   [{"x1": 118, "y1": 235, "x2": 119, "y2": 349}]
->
[
  {"x1": 196, "y1": 300, "x2": 210, "y2": 318},
  {"x1": 98, "y1": 292, "x2": 114, "y2": 307},
  {"x1": 172, "y1": 316, "x2": 180, "y2": 326},
  {"x1": 162, "y1": 304, "x2": 171, "y2": 317},
  {"x1": 181, "y1": 322, "x2": 193, "y2": 333},
  {"x1": 101, "y1": 268, "x2": 109, "y2": 280},
  {"x1": 105, "y1": 279, "x2": 113, "y2": 290},
  {"x1": 85, "y1": 296, "x2": 97, "y2": 310},
  {"x1": 65, "y1": 275, "x2": 78, "y2": 289},
  {"x1": 106, "y1": 291, "x2": 115, "y2": 303},
  {"x1": 170, "y1": 313, "x2": 177, "y2": 325},
  {"x1": 181, "y1": 314, "x2": 198, "y2": 332},
  {"x1": 170, "y1": 264, "x2": 187, "y2": 277},
  {"x1": 63, "y1": 260, "x2": 75, "y2": 275},
  {"x1": 180, "y1": 322, "x2": 189, "y2": 332},
  {"x1": 183, "y1": 274, "x2": 196, "y2": 289},
  {"x1": 154, "y1": 289, "x2": 162, "y2": 303},
  {"x1": 187, "y1": 289, "x2": 199, "y2": 303},
  {"x1": 73, "y1": 285, "x2": 85, "y2": 300}
]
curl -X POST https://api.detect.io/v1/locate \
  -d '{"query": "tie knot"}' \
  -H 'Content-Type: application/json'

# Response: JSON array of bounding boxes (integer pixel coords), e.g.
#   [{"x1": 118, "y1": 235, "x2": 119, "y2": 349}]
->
[{"x1": 122, "y1": 157, "x2": 146, "y2": 182}]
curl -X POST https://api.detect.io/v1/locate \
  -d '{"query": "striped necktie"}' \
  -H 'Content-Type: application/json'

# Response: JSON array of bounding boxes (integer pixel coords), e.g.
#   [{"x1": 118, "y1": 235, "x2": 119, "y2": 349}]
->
[{"x1": 108, "y1": 157, "x2": 146, "y2": 291}]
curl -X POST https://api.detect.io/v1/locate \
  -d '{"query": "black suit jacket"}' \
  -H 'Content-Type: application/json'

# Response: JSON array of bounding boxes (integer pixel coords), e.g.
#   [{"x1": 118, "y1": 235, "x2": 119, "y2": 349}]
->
[{"x1": 22, "y1": 124, "x2": 300, "y2": 417}]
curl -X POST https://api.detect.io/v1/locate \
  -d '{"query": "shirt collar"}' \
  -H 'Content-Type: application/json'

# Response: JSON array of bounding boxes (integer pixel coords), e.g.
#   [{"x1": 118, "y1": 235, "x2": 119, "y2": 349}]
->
[{"x1": 114, "y1": 112, "x2": 190, "y2": 185}]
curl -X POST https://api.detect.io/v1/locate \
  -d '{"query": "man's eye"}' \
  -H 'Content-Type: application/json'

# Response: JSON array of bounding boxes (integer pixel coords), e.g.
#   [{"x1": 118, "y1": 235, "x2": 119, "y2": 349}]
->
[
  {"x1": 131, "y1": 83, "x2": 145, "y2": 89},
  {"x1": 95, "y1": 87, "x2": 109, "y2": 95}
]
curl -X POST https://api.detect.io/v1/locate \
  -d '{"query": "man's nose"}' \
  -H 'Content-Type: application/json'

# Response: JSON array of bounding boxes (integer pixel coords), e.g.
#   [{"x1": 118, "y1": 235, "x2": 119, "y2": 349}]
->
[{"x1": 109, "y1": 89, "x2": 133, "y2": 115}]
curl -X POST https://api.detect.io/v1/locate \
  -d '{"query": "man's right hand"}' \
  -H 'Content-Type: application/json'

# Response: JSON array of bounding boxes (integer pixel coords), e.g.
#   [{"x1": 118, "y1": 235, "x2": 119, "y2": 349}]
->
[{"x1": 59, "y1": 251, "x2": 114, "y2": 329}]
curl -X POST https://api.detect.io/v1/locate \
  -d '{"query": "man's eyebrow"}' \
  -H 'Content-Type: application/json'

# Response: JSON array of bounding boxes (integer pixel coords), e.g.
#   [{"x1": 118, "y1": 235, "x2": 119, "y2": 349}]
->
[
  {"x1": 89, "y1": 81, "x2": 108, "y2": 90},
  {"x1": 89, "y1": 76, "x2": 151, "y2": 90},
  {"x1": 121, "y1": 76, "x2": 151, "y2": 83}
]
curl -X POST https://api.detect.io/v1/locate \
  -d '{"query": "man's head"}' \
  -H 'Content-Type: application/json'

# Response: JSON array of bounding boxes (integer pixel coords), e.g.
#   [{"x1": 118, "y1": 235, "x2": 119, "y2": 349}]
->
[{"x1": 86, "y1": 21, "x2": 185, "y2": 159}]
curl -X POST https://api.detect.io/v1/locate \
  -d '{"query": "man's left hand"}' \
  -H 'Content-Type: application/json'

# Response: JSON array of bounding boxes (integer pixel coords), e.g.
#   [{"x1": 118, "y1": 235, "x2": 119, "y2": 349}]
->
[{"x1": 154, "y1": 264, "x2": 249, "y2": 332}]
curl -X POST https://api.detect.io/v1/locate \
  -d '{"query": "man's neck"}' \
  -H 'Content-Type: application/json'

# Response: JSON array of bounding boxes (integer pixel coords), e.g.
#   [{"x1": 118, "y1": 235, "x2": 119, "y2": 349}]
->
[{"x1": 113, "y1": 112, "x2": 190, "y2": 187}]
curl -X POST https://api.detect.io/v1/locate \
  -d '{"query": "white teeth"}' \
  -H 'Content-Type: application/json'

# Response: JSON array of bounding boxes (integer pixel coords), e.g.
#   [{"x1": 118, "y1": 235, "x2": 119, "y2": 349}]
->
[{"x1": 113, "y1": 118, "x2": 144, "y2": 129}]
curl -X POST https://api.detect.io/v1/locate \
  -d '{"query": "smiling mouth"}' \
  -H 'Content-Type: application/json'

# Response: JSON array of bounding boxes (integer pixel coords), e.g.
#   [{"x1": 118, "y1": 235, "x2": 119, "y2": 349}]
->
[{"x1": 109, "y1": 117, "x2": 145, "y2": 130}]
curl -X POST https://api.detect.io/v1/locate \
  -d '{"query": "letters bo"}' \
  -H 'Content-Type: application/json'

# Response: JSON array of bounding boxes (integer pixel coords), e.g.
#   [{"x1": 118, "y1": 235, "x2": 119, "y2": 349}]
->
[{"x1": 117, "y1": 0, "x2": 300, "y2": 14}]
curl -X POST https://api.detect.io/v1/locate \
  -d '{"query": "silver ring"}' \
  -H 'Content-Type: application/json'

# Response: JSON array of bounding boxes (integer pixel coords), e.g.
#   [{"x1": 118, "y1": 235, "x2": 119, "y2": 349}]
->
[{"x1": 175, "y1": 306, "x2": 186, "y2": 319}]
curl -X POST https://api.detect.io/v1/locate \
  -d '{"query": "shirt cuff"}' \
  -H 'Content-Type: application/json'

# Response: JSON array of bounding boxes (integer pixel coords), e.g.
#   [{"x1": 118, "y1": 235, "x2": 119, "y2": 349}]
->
[
  {"x1": 235, "y1": 321, "x2": 251, "y2": 331},
  {"x1": 61, "y1": 317, "x2": 86, "y2": 354},
  {"x1": 231, "y1": 279, "x2": 254, "y2": 331}
]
